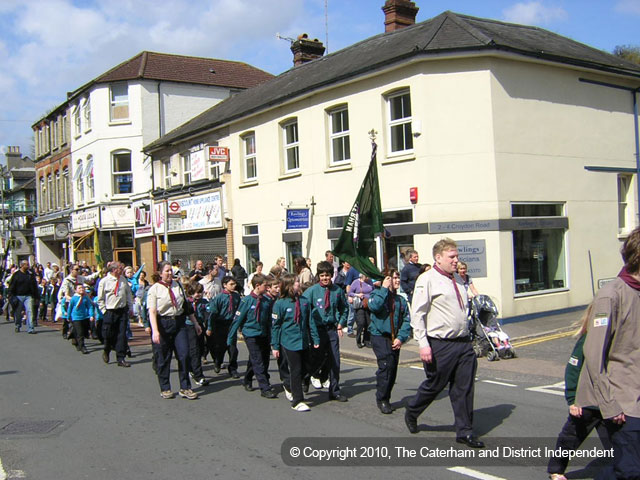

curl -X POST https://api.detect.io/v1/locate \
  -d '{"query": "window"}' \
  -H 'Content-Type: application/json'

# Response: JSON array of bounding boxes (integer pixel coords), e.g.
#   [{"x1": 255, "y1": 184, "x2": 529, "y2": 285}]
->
[
  {"x1": 85, "y1": 155, "x2": 94, "y2": 201},
  {"x1": 387, "y1": 90, "x2": 413, "y2": 153},
  {"x1": 75, "y1": 159, "x2": 84, "y2": 204},
  {"x1": 244, "y1": 224, "x2": 260, "y2": 272},
  {"x1": 73, "y1": 106, "x2": 81, "y2": 137},
  {"x1": 618, "y1": 174, "x2": 635, "y2": 234},
  {"x1": 286, "y1": 241, "x2": 302, "y2": 271},
  {"x1": 52, "y1": 120, "x2": 58, "y2": 149},
  {"x1": 182, "y1": 153, "x2": 191, "y2": 184},
  {"x1": 83, "y1": 98, "x2": 91, "y2": 131},
  {"x1": 512, "y1": 203, "x2": 567, "y2": 295},
  {"x1": 329, "y1": 215, "x2": 347, "y2": 229},
  {"x1": 162, "y1": 159, "x2": 172, "y2": 188},
  {"x1": 382, "y1": 209, "x2": 413, "y2": 224},
  {"x1": 39, "y1": 177, "x2": 46, "y2": 213},
  {"x1": 61, "y1": 114, "x2": 67, "y2": 144},
  {"x1": 210, "y1": 160, "x2": 221, "y2": 180},
  {"x1": 62, "y1": 167, "x2": 70, "y2": 207},
  {"x1": 244, "y1": 225, "x2": 259, "y2": 236},
  {"x1": 55, "y1": 171, "x2": 60, "y2": 209},
  {"x1": 329, "y1": 106, "x2": 350, "y2": 164},
  {"x1": 110, "y1": 83, "x2": 129, "y2": 121},
  {"x1": 112, "y1": 150, "x2": 132, "y2": 194},
  {"x1": 282, "y1": 119, "x2": 299, "y2": 173},
  {"x1": 47, "y1": 174, "x2": 54, "y2": 210},
  {"x1": 243, "y1": 133, "x2": 257, "y2": 181}
]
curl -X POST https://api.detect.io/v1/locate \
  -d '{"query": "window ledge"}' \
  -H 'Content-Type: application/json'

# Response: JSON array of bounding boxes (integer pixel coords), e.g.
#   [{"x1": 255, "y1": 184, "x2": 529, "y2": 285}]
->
[
  {"x1": 382, "y1": 152, "x2": 415, "y2": 165},
  {"x1": 324, "y1": 163, "x2": 352, "y2": 174},
  {"x1": 109, "y1": 120, "x2": 132, "y2": 127},
  {"x1": 617, "y1": 231, "x2": 632, "y2": 240},
  {"x1": 514, "y1": 287, "x2": 569, "y2": 298},
  {"x1": 84, "y1": 128, "x2": 92, "y2": 134},
  {"x1": 239, "y1": 180, "x2": 259, "y2": 189},
  {"x1": 278, "y1": 171, "x2": 302, "y2": 181}
]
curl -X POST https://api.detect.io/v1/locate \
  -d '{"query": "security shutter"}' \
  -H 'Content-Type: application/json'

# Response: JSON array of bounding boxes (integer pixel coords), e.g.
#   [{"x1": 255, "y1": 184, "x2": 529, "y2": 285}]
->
[{"x1": 168, "y1": 230, "x2": 227, "y2": 266}]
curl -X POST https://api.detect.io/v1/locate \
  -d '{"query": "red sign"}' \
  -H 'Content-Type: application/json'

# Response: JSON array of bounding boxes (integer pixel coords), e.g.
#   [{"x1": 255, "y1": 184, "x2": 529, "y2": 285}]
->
[
  {"x1": 207, "y1": 146, "x2": 229, "y2": 162},
  {"x1": 409, "y1": 187, "x2": 418, "y2": 204},
  {"x1": 169, "y1": 201, "x2": 180, "y2": 213}
]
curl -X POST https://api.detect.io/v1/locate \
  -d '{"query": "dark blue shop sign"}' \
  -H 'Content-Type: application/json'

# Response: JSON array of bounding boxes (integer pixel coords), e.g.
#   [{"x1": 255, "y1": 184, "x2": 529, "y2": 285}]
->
[{"x1": 286, "y1": 208, "x2": 310, "y2": 230}]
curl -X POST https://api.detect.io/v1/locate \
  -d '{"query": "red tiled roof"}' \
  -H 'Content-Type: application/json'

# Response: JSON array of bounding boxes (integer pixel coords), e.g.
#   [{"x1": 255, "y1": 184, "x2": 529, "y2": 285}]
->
[{"x1": 74, "y1": 51, "x2": 274, "y2": 96}]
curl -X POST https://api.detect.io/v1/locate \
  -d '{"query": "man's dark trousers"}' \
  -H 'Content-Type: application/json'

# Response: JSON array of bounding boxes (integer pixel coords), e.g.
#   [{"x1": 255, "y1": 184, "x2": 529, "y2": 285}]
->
[
  {"x1": 406, "y1": 337, "x2": 477, "y2": 437},
  {"x1": 102, "y1": 307, "x2": 129, "y2": 362}
]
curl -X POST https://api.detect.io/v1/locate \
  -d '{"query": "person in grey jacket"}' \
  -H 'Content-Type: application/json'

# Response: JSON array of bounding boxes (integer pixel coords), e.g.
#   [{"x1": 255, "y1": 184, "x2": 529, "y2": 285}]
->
[{"x1": 577, "y1": 226, "x2": 640, "y2": 480}]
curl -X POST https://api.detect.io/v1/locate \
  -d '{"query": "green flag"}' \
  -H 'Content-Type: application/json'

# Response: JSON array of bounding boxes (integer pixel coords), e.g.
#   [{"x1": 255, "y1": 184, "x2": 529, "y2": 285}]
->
[{"x1": 333, "y1": 142, "x2": 384, "y2": 280}]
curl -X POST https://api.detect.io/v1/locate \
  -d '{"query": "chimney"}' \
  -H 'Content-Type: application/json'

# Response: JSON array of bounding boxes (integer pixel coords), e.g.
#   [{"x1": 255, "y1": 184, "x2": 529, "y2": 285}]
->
[
  {"x1": 290, "y1": 33, "x2": 325, "y2": 67},
  {"x1": 4, "y1": 146, "x2": 22, "y2": 169},
  {"x1": 382, "y1": 0, "x2": 419, "y2": 32}
]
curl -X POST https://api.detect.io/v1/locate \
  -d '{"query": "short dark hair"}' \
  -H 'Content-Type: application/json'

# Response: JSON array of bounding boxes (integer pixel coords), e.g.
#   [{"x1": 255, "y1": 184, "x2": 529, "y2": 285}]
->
[
  {"x1": 251, "y1": 273, "x2": 268, "y2": 288},
  {"x1": 278, "y1": 273, "x2": 297, "y2": 299},
  {"x1": 221, "y1": 275, "x2": 235, "y2": 287},
  {"x1": 622, "y1": 227, "x2": 640, "y2": 274},
  {"x1": 316, "y1": 261, "x2": 334, "y2": 276}
]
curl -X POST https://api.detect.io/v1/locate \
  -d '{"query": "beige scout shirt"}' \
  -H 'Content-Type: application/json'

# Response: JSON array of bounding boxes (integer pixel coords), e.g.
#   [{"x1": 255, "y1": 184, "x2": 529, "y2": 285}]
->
[
  {"x1": 577, "y1": 277, "x2": 640, "y2": 419},
  {"x1": 97, "y1": 274, "x2": 133, "y2": 314},
  {"x1": 147, "y1": 281, "x2": 186, "y2": 317},
  {"x1": 410, "y1": 267, "x2": 469, "y2": 349}
]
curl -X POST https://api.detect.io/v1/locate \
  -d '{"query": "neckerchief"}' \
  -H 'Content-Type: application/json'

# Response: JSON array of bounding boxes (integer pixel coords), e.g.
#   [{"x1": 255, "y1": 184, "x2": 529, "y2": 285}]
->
[
  {"x1": 251, "y1": 292, "x2": 261, "y2": 320},
  {"x1": 294, "y1": 296, "x2": 301, "y2": 324},
  {"x1": 114, "y1": 277, "x2": 120, "y2": 296},
  {"x1": 77, "y1": 295, "x2": 83, "y2": 308},
  {"x1": 159, "y1": 281, "x2": 178, "y2": 308},
  {"x1": 223, "y1": 289, "x2": 234, "y2": 313},
  {"x1": 433, "y1": 264, "x2": 464, "y2": 311},
  {"x1": 323, "y1": 285, "x2": 331, "y2": 311},
  {"x1": 619, "y1": 266, "x2": 640, "y2": 291}
]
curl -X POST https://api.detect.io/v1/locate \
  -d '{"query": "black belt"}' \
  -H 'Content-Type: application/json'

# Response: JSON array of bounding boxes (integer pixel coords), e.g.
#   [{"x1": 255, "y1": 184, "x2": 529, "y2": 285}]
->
[
  {"x1": 159, "y1": 314, "x2": 185, "y2": 321},
  {"x1": 107, "y1": 307, "x2": 128, "y2": 312},
  {"x1": 320, "y1": 323, "x2": 338, "y2": 330},
  {"x1": 428, "y1": 336, "x2": 470, "y2": 343}
]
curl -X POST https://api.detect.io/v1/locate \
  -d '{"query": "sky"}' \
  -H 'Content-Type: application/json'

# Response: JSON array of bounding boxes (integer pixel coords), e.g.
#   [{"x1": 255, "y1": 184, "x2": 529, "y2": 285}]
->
[{"x1": 1, "y1": 0, "x2": 639, "y2": 160}]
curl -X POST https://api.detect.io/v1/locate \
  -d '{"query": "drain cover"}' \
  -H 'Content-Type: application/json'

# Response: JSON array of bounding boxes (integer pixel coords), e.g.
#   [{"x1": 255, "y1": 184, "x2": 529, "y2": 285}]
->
[{"x1": 0, "y1": 420, "x2": 63, "y2": 435}]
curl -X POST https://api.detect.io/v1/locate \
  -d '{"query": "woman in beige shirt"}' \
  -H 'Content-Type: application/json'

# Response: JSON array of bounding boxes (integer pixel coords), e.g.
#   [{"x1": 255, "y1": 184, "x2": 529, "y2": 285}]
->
[{"x1": 148, "y1": 261, "x2": 201, "y2": 400}]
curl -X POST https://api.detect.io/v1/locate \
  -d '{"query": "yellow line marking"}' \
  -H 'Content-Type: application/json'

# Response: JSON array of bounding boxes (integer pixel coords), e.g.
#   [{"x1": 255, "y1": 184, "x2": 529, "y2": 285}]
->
[{"x1": 512, "y1": 330, "x2": 574, "y2": 348}]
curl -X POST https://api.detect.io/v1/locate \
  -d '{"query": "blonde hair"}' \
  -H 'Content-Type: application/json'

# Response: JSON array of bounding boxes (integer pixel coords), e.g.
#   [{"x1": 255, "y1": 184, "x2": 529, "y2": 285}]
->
[{"x1": 432, "y1": 238, "x2": 458, "y2": 258}]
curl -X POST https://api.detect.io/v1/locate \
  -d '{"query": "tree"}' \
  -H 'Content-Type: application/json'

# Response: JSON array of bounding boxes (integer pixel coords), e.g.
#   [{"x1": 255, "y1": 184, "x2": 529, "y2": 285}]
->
[{"x1": 613, "y1": 45, "x2": 640, "y2": 65}]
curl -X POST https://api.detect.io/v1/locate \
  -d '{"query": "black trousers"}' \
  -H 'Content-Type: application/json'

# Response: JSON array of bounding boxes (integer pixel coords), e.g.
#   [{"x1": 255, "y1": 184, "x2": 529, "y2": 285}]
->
[
  {"x1": 244, "y1": 336, "x2": 271, "y2": 392},
  {"x1": 355, "y1": 308, "x2": 371, "y2": 344},
  {"x1": 152, "y1": 315, "x2": 191, "y2": 391},
  {"x1": 212, "y1": 323, "x2": 238, "y2": 372},
  {"x1": 278, "y1": 350, "x2": 290, "y2": 386},
  {"x1": 185, "y1": 323, "x2": 205, "y2": 380},
  {"x1": 309, "y1": 326, "x2": 341, "y2": 397},
  {"x1": 595, "y1": 416, "x2": 640, "y2": 480},
  {"x1": 371, "y1": 334, "x2": 400, "y2": 403},
  {"x1": 283, "y1": 348, "x2": 311, "y2": 406},
  {"x1": 406, "y1": 337, "x2": 477, "y2": 437},
  {"x1": 548, "y1": 407, "x2": 609, "y2": 475},
  {"x1": 72, "y1": 319, "x2": 90, "y2": 351},
  {"x1": 102, "y1": 308, "x2": 129, "y2": 362}
]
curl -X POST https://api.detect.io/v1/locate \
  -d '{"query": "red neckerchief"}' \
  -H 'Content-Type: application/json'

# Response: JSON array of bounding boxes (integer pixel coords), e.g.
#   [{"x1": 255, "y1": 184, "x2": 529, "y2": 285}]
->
[
  {"x1": 114, "y1": 277, "x2": 120, "y2": 296},
  {"x1": 433, "y1": 264, "x2": 464, "y2": 310},
  {"x1": 323, "y1": 285, "x2": 331, "y2": 310},
  {"x1": 250, "y1": 292, "x2": 261, "y2": 320},
  {"x1": 223, "y1": 289, "x2": 234, "y2": 313},
  {"x1": 77, "y1": 295, "x2": 83, "y2": 308},
  {"x1": 159, "y1": 281, "x2": 178, "y2": 308},
  {"x1": 294, "y1": 296, "x2": 301, "y2": 324},
  {"x1": 619, "y1": 267, "x2": 640, "y2": 291}
]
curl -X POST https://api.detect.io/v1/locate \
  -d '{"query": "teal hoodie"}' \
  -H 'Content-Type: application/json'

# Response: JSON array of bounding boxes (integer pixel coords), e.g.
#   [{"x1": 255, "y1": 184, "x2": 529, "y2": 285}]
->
[
  {"x1": 367, "y1": 287, "x2": 412, "y2": 343},
  {"x1": 271, "y1": 296, "x2": 320, "y2": 351},
  {"x1": 302, "y1": 283, "x2": 348, "y2": 328}
]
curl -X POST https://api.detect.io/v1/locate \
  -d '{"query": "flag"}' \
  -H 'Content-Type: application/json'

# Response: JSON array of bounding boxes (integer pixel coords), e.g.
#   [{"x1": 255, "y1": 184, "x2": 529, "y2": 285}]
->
[
  {"x1": 333, "y1": 142, "x2": 384, "y2": 280},
  {"x1": 93, "y1": 227, "x2": 103, "y2": 269}
]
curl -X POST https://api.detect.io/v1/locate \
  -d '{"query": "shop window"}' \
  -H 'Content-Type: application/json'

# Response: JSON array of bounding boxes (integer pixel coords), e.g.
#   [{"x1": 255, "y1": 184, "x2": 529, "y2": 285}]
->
[{"x1": 285, "y1": 241, "x2": 302, "y2": 271}]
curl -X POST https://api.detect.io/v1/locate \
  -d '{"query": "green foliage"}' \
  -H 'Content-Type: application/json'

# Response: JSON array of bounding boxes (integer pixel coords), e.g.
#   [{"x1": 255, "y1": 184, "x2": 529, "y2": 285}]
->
[{"x1": 613, "y1": 45, "x2": 640, "y2": 65}]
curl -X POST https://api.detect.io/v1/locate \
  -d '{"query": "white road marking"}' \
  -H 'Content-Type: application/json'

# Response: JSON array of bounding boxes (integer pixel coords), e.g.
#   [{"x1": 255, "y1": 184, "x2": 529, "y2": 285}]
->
[
  {"x1": 481, "y1": 380, "x2": 517, "y2": 387},
  {"x1": 8, "y1": 471, "x2": 25, "y2": 479},
  {"x1": 410, "y1": 366, "x2": 423, "y2": 370},
  {"x1": 0, "y1": 458, "x2": 7, "y2": 480},
  {"x1": 526, "y1": 381, "x2": 565, "y2": 396},
  {"x1": 448, "y1": 466, "x2": 507, "y2": 480}
]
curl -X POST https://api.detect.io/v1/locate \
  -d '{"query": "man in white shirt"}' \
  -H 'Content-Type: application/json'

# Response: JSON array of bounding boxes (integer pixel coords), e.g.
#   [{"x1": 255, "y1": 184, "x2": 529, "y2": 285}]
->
[{"x1": 404, "y1": 238, "x2": 483, "y2": 448}]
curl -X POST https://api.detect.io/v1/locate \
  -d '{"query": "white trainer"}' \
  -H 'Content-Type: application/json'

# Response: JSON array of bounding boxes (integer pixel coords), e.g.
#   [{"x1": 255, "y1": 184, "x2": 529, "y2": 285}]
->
[
  {"x1": 291, "y1": 402, "x2": 310, "y2": 412},
  {"x1": 322, "y1": 378, "x2": 330, "y2": 389},
  {"x1": 310, "y1": 376, "x2": 322, "y2": 389},
  {"x1": 283, "y1": 387, "x2": 293, "y2": 401}
]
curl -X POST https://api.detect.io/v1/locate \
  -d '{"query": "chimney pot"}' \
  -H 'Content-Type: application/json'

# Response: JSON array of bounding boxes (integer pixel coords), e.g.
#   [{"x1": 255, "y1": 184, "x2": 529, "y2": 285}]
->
[
  {"x1": 382, "y1": 0, "x2": 419, "y2": 32},
  {"x1": 290, "y1": 34, "x2": 325, "y2": 67}
]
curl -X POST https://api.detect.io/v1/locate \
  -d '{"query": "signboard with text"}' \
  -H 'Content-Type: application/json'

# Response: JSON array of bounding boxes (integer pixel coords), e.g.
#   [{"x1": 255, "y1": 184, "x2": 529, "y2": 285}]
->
[
  {"x1": 457, "y1": 239, "x2": 487, "y2": 278},
  {"x1": 207, "y1": 146, "x2": 229, "y2": 162},
  {"x1": 167, "y1": 190, "x2": 223, "y2": 233},
  {"x1": 286, "y1": 208, "x2": 310, "y2": 230}
]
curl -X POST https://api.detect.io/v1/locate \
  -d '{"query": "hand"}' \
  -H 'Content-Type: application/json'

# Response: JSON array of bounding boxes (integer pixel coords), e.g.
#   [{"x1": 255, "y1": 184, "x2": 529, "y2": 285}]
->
[
  {"x1": 612, "y1": 413, "x2": 626, "y2": 425},
  {"x1": 569, "y1": 405, "x2": 582, "y2": 417},
  {"x1": 392, "y1": 339, "x2": 402, "y2": 350},
  {"x1": 272, "y1": 349, "x2": 280, "y2": 359},
  {"x1": 144, "y1": 327, "x2": 151, "y2": 334},
  {"x1": 382, "y1": 276, "x2": 392, "y2": 289},
  {"x1": 337, "y1": 328, "x2": 343, "y2": 338},
  {"x1": 194, "y1": 323, "x2": 202, "y2": 336},
  {"x1": 313, "y1": 344, "x2": 319, "y2": 349},
  {"x1": 206, "y1": 329, "x2": 212, "y2": 337},
  {"x1": 151, "y1": 330, "x2": 160, "y2": 344},
  {"x1": 420, "y1": 346, "x2": 433, "y2": 363},
  {"x1": 357, "y1": 293, "x2": 364, "y2": 298}
]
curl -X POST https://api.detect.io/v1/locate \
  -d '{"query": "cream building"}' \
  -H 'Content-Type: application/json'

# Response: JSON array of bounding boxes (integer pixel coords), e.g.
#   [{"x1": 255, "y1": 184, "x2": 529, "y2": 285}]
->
[{"x1": 145, "y1": 5, "x2": 640, "y2": 318}]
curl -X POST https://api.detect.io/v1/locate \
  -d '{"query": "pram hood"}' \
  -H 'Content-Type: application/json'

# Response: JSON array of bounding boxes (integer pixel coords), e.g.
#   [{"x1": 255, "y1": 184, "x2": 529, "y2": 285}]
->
[{"x1": 471, "y1": 295, "x2": 499, "y2": 327}]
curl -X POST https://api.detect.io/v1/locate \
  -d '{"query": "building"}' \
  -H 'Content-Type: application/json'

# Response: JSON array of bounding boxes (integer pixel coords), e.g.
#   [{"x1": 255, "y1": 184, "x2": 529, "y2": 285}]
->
[
  {"x1": 145, "y1": 2, "x2": 640, "y2": 318},
  {"x1": 32, "y1": 51, "x2": 273, "y2": 270},
  {"x1": 1, "y1": 146, "x2": 37, "y2": 266}
]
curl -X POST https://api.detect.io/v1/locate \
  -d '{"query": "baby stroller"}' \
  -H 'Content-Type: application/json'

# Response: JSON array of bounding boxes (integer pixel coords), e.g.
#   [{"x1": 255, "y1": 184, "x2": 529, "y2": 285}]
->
[{"x1": 469, "y1": 295, "x2": 516, "y2": 361}]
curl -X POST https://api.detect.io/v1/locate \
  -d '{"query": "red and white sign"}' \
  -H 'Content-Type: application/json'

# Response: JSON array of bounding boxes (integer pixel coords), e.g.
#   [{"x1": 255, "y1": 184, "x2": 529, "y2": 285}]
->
[
  {"x1": 207, "y1": 146, "x2": 229, "y2": 162},
  {"x1": 169, "y1": 201, "x2": 180, "y2": 213}
]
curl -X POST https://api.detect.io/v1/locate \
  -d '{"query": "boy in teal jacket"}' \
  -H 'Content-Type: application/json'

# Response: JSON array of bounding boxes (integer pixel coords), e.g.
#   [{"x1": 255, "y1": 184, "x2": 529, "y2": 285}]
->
[
  {"x1": 206, "y1": 276, "x2": 240, "y2": 377},
  {"x1": 302, "y1": 261, "x2": 348, "y2": 401},
  {"x1": 367, "y1": 269, "x2": 412, "y2": 414},
  {"x1": 67, "y1": 283, "x2": 95, "y2": 354},
  {"x1": 227, "y1": 274, "x2": 277, "y2": 398}
]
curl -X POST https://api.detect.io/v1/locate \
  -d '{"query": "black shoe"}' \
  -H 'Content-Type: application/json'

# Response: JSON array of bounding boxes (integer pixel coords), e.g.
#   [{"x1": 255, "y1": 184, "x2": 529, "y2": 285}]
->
[
  {"x1": 377, "y1": 400, "x2": 393, "y2": 415},
  {"x1": 14, "y1": 327, "x2": 20, "y2": 333},
  {"x1": 357, "y1": 342, "x2": 364, "y2": 349},
  {"x1": 456, "y1": 435, "x2": 485, "y2": 448},
  {"x1": 28, "y1": 330, "x2": 37, "y2": 334},
  {"x1": 243, "y1": 383, "x2": 255, "y2": 392},
  {"x1": 229, "y1": 370, "x2": 240, "y2": 379},
  {"x1": 117, "y1": 360, "x2": 131, "y2": 368},
  {"x1": 102, "y1": 351, "x2": 109, "y2": 364},
  {"x1": 404, "y1": 410, "x2": 418, "y2": 434},
  {"x1": 126, "y1": 349, "x2": 132, "y2": 358},
  {"x1": 213, "y1": 363, "x2": 221, "y2": 374},
  {"x1": 261, "y1": 388, "x2": 277, "y2": 399},
  {"x1": 364, "y1": 341, "x2": 372, "y2": 348},
  {"x1": 81, "y1": 348, "x2": 89, "y2": 355},
  {"x1": 329, "y1": 394, "x2": 348, "y2": 402}
]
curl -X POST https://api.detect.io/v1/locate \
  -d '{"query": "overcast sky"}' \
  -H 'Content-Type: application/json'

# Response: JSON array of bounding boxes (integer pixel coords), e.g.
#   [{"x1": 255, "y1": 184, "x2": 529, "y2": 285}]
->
[{"x1": 1, "y1": 0, "x2": 639, "y2": 160}]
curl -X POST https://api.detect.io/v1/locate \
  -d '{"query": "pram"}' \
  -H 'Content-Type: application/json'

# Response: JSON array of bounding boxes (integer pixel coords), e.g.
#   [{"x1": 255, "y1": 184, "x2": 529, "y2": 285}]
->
[{"x1": 469, "y1": 295, "x2": 516, "y2": 361}]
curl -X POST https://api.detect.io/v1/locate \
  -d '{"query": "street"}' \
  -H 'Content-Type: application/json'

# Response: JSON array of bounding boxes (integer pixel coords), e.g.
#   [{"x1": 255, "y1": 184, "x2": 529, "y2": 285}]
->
[{"x1": 0, "y1": 321, "x2": 606, "y2": 480}]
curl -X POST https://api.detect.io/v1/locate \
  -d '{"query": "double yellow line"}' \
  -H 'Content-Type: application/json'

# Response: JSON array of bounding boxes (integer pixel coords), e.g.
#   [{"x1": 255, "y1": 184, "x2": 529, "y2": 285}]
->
[{"x1": 511, "y1": 330, "x2": 574, "y2": 348}]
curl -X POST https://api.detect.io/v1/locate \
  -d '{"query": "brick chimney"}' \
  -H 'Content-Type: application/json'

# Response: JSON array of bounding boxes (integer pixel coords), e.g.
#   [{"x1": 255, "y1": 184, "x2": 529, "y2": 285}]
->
[
  {"x1": 382, "y1": 0, "x2": 419, "y2": 32},
  {"x1": 290, "y1": 33, "x2": 325, "y2": 67},
  {"x1": 4, "y1": 146, "x2": 23, "y2": 169}
]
